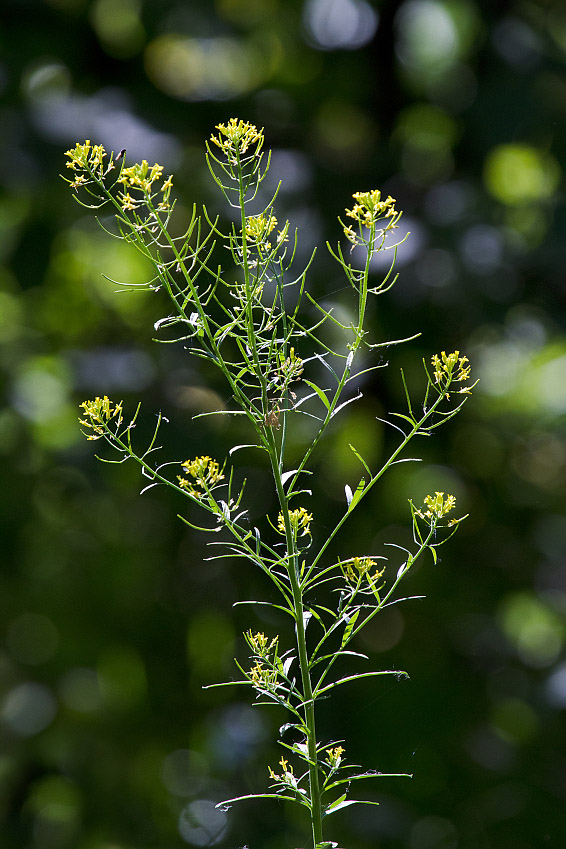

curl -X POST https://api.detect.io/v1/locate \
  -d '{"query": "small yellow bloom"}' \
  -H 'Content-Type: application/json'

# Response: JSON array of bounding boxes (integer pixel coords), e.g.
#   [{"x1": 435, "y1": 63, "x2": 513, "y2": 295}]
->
[
  {"x1": 342, "y1": 556, "x2": 385, "y2": 585},
  {"x1": 246, "y1": 630, "x2": 278, "y2": 658},
  {"x1": 431, "y1": 351, "x2": 470, "y2": 384},
  {"x1": 70, "y1": 174, "x2": 87, "y2": 188},
  {"x1": 343, "y1": 189, "x2": 400, "y2": 246},
  {"x1": 210, "y1": 118, "x2": 264, "y2": 161},
  {"x1": 326, "y1": 746, "x2": 345, "y2": 768},
  {"x1": 79, "y1": 396, "x2": 123, "y2": 440},
  {"x1": 419, "y1": 492, "x2": 456, "y2": 520},
  {"x1": 64, "y1": 140, "x2": 108, "y2": 180},
  {"x1": 119, "y1": 192, "x2": 139, "y2": 211},
  {"x1": 118, "y1": 159, "x2": 165, "y2": 192},
  {"x1": 178, "y1": 455, "x2": 225, "y2": 500},
  {"x1": 278, "y1": 506, "x2": 313, "y2": 537},
  {"x1": 244, "y1": 211, "x2": 277, "y2": 248},
  {"x1": 250, "y1": 661, "x2": 279, "y2": 689}
]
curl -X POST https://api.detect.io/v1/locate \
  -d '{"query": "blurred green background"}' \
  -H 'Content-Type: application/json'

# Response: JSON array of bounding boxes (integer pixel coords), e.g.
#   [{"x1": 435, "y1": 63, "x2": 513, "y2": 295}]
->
[{"x1": 1, "y1": 1, "x2": 565, "y2": 848}]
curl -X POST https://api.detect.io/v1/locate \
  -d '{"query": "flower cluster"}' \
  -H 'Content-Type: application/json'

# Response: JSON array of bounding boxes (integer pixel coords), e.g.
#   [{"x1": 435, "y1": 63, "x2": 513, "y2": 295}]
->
[
  {"x1": 250, "y1": 661, "x2": 280, "y2": 691},
  {"x1": 210, "y1": 118, "x2": 264, "y2": 162},
  {"x1": 343, "y1": 189, "x2": 401, "y2": 247},
  {"x1": 116, "y1": 159, "x2": 173, "y2": 213},
  {"x1": 267, "y1": 347, "x2": 304, "y2": 398},
  {"x1": 78, "y1": 396, "x2": 123, "y2": 440},
  {"x1": 278, "y1": 506, "x2": 313, "y2": 538},
  {"x1": 243, "y1": 211, "x2": 288, "y2": 255},
  {"x1": 431, "y1": 350, "x2": 472, "y2": 396},
  {"x1": 415, "y1": 492, "x2": 457, "y2": 525},
  {"x1": 178, "y1": 456, "x2": 225, "y2": 499},
  {"x1": 245, "y1": 211, "x2": 277, "y2": 243},
  {"x1": 64, "y1": 140, "x2": 109, "y2": 189},
  {"x1": 268, "y1": 756, "x2": 300, "y2": 792},
  {"x1": 245, "y1": 630, "x2": 279, "y2": 659},
  {"x1": 325, "y1": 745, "x2": 345, "y2": 769},
  {"x1": 341, "y1": 556, "x2": 385, "y2": 586}
]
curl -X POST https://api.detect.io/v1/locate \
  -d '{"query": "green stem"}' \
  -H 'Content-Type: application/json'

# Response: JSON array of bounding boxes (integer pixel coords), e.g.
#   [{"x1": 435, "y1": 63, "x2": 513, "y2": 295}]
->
[
  {"x1": 310, "y1": 385, "x2": 450, "y2": 572},
  {"x1": 266, "y1": 427, "x2": 323, "y2": 848}
]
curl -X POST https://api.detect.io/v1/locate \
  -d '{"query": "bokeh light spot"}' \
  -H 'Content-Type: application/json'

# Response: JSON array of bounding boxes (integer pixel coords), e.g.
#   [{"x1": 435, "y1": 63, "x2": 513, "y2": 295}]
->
[
  {"x1": 2, "y1": 682, "x2": 58, "y2": 736},
  {"x1": 90, "y1": 0, "x2": 145, "y2": 58},
  {"x1": 491, "y1": 697, "x2": 538, "y2": 745},
  {"x1": 484, "y1": 144, "x2": 560, "y2": 206},
  {"x1": 178, "y1": 799, "x2": 227, "y2": 846},
  {"x1": 499, "y1": 593, "x2": 562, "y2": 667},
  {"x1": 59, "y1": 668, "x2": 103, "y2": 713},
  {"x1": 396, "y1": 0, "x2": 458, "y2": 72},
  {"x1": 97, "y1": 645, "x2": 147, "y2": 711},
  {"x1": 145, "y1": 35, "x2": 264, "y2": 101},
  {"x1": 303, "y1": 0, "x2": 378, "y2": 50}
]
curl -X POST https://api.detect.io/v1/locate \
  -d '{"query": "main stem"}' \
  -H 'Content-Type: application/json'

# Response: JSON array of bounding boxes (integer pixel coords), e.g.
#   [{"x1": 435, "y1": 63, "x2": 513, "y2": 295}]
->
[
  {"x1": 267, "y1": 429, "x2": 323, "y2": 848},
  {"x1": 235, "y1": 146, "x2": 322, "y2": 845}
]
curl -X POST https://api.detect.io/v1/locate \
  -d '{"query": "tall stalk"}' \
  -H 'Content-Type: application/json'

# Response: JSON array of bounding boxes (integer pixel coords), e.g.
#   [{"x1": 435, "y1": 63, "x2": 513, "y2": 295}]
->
[{"x1": 65, "y1": 121, "x2": 475, "y2": 849}]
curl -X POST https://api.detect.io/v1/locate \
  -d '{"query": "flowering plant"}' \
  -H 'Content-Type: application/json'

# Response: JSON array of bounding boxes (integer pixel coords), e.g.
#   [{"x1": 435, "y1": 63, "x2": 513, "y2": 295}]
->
[{"x1": 64, "y1": 120, "x2": 475, "y2": 849}]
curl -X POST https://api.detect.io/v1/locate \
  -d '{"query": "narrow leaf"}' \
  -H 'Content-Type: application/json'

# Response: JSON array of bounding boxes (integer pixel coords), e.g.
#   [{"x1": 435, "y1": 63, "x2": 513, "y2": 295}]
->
[
  {"x1": 349, "y1": 443, "x2": 371, "y2": 475},
  {"x1": 347, "y1": 477, "x2": 365, "y2": 512},
  {"x1": 303, "y1": 379, "x2": 331, "y2": 410},
  {"x1": 330, "y1": 390, "x2": 363, "y2": 419},
  {"x1": 324, "y1": 799, "x2": 380, "y2": 816},
  {"x1": 341, "y1": 609, "x2": 360, "y2": 648}
]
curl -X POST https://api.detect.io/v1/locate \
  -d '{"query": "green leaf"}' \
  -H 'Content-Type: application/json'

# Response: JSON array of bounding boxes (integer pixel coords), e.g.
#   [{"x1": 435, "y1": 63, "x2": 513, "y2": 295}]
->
[
  {"x1": 349, "y1": 443, "x2": 371, "y2": 475},
  {"x1": 323, "y1": 799, "x2": 380, "y2": 817},
  {"x1": 341, "y1": 609, "x2": 359, "y2": 648},
  {"x1": 347, "y1": 477, "x2": 365, "y2": 512},
  {"x1": 303, "y1": 379, "x2": 330, "y2": 410}
]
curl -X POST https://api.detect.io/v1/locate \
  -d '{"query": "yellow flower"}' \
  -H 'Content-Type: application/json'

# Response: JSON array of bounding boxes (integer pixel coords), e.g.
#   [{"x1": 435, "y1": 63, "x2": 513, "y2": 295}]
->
[
  {"x1": 342, "y1": 556, "x2": 385, "y2": 585},
  {"x1": 244, "y1": 211, "x2": 277, "y2": 248},
  {"x1": 64, "y1": 140, "x2": 108, "y2": 180},
  {"x1": 250, "y1": 662, "x2": 279, "y2": 689},
  {"x1": 210, "y1": 118, "x2": 264, "y2": 160},
  {"x1": 70, "y1": 174, "x2": 87, "y2": 189},
  {"x1": 431, "y1": 351, "x2": 473, "y2": 397},
  {"x1": 246, "y1": 630, "x2": 278, "y2": 658},
  {"x1": 419, "y1": 492, "x2": 456, "y2": 520},
  {"x1": 326, "y1": 746, "x2": 345, "y2": 768},
  {"x1": 117, "y1": 159, "x2": 165, "y2": 192},
  {"x1": 79, "y1": 396, "x2": 123, "y2": 440},
  {"x1": 119, "y1": 192, "x2": 139, "y2": 211},
  {"x1": 277, "y1": 506, "x2": 313, "y2": 537},
  {"x1": 178, "y1": 456, "x2": 225, "y2": 499}
]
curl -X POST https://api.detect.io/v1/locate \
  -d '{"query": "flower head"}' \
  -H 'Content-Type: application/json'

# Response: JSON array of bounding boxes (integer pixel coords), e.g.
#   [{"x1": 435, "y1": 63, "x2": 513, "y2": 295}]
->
[
  {"x1": 244, "y1": 211, "x2": 278, "y2": 251},
  {"x1": 178, "y1": 456, "x2": 225, "y2": 499},
  {"x1": 342, "y1": 556, "x2": 385, "y2": 585},
  {"x1": 268, "y1": 756, "x2": 300, "y2": 791},
  {"x1": 210, "y1": 118, "x2": 264, "y2": 162},
  {"x1": 343, "y1": 189, "x2": 401, "y2": 248},
  {"x1": 79, "y1": 396, "x2": 123, "y2": 440},
  {"x1": 250, "y1": 661, "x2": 279, "y2": 690},
  {"x1": 115, "y1": 159, "x2": 173, "y2": 212},
  {"x1": 64, "y1": 141, "x2": 109, "y2": 186},
  {"x1": 431, "y1": 351, "x2": 473, "y2": 398},
  {"x1": 117, "y1": 160, "x2": 164, "y2": 191},
  {"x1": 278, "y1": 506, "x2": 313, "y2": 537},
  {"x1": 245, "y1": 630, "x2": 279, "y2": 659},
  {"x1": 326, "y1": 745, "x2": 345, "y2": 769}
]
